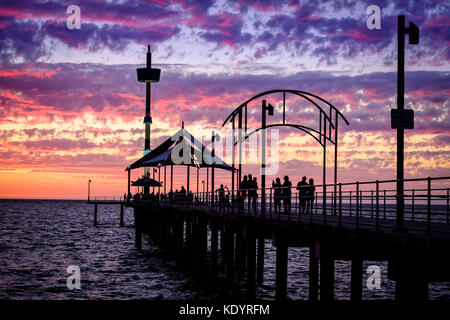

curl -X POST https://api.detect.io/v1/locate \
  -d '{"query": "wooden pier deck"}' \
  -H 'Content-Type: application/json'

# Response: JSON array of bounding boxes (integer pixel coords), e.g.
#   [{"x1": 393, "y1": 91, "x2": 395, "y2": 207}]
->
[
  {"x1": 127, "y1": 199, "x2": 450, "y2": 301},
  {"x1": 87, "y1": 176, "x2": 450, "y2": 301}
]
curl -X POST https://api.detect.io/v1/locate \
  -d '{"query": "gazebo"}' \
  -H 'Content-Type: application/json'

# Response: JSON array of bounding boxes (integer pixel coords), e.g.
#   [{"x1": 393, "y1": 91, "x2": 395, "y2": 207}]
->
[{"x1": 125, "y1": 125, "x2": 236, "y2": 203}]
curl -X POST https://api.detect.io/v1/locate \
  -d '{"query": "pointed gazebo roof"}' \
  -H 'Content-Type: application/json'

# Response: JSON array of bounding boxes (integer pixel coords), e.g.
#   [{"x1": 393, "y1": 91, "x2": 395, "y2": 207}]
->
[{"x1": 126, "y1": 128, "x2": 235, "y2": 172}]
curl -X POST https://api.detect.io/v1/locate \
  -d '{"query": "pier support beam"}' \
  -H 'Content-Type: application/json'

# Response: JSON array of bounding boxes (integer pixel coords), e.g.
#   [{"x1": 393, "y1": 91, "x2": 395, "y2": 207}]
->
[
  {"x1": 135, "y1": 209, "x2": 142, "y2": 249},
  {"x1": 394, "y1": 257, "x2": 428, "y2": 301},
  {"x1": 309, "y1": 241, "x2": 319, "y2": 301},
  {"x1": 257, "y1": 237, "x2": 264, "y2": 284},
  {"x1": 320, "y1": 242, "x2": 334, "y2": 301},
  {"x1": 246, "y1": 227, "x2": 256, "y2": 299},
  {"x1": 185, "y1": 216, "x2": 192, "y2": 263},
  {"x1": 219, "y1": 228, "x2": 225, "y2": 272},
  {"x1": 275, "y1": 235, "x2": 288, "y2": 300},
  {"x1": 93, "y1": 204, "x2": 98, "y2": 227},
  {"x1": 197, "y1": 218, "x2": 208, "y2": 275},
  {"x1": 120, "y1": 204, "x2": 124, "y2": 227},
  {"x1": 176, "y1": 216, "x2": 185, "y2": 260},
  {"x1": 210, "y1": 224, "x2": 218, "y2": 282},
  {"x1": 351, "y1": 257, "x2": 363, "y2": 302},
  {"x1": 235, "y1": 229, "x2": 242, "y2": 274},
  {"x1": 225, "y1": 224, "x2": 235, "y2": 282}
]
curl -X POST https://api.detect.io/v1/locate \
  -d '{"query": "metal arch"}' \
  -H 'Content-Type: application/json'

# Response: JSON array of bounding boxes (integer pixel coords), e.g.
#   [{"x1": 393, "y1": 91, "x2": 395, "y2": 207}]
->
[
  {"x1": 221, "y1": 89, "x2": 349, "y2": 128},
  {"x1": 295, "y1": 90, "x2": 350, "y2": 126},
  {"x1": 222, "y1": 88, "x2": 350, "y2": 217},
  {"x1": 234, "y1": 123, "x2": 332, "y2": 147}
]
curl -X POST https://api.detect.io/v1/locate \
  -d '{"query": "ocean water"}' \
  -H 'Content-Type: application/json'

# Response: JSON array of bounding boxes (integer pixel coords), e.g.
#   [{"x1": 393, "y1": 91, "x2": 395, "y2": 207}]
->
[{"x1": 0, "y1": 199, "x2": 449, "y2": 300}]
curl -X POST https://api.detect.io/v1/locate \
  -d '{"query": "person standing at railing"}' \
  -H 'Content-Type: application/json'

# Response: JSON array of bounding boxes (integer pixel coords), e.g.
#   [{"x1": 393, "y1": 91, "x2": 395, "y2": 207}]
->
[
  {"x1": 247, "y1": 174, "x2": 253, "y2": 212},
  {"x1": 297, "y1": 176, "x2": 308, "y2": 214},
  {"x1": 273, "y1": 178, "x2": 282, "y2": 214},
  {"x1": 250, "y1": 177, "x2": 258, "y2": 214},
  {"x1": 282, "y1": 175, "x2": 292, "y2": 214},
  {"x1": 217, "y1": 184, "x2": 225, "y2": 207},
  {"x1": 239, "y1": 175, "x2": 248, "y2": 212},
  {"x1": 306, "y1": 178, "x2": 315, "y2": 213}
]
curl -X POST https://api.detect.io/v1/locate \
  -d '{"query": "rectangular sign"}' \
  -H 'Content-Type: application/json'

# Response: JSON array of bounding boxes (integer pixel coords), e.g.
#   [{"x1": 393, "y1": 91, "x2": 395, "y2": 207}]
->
[{"x1": 391, "y1": 109, "x2": 414, "y2": 129}]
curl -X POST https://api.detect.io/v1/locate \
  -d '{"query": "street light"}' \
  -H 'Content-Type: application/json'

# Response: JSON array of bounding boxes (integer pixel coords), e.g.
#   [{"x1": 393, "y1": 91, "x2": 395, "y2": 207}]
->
[
  {"x1": 202, "y1": 180, "x2": 205, "y2": 201},
  {"x1": 393, "y1": 15, "x2": 419, "y2": 230},
  {"x1": 88, "y1": 179, "x2": 92, "y2": 201},
  {"x1": 261, "y1": 100, "x2": 274, "y2": 213}
]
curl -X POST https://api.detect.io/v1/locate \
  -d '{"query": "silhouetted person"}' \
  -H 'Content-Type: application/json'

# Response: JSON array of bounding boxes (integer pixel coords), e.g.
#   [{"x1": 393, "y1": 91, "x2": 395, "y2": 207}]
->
[
  {"x1": 307, "y1": 178, "x2": 315, "y2": 213},
  {"x1": 239, "y1": 175, "x2": 248, "y2": 212},
  {"x1": 282, "y1": 175, "x2": 292, "y2": 214},
  {"x1": 180, "y1": 186, "x2": 186, "y2": 197},
  {"x1": 272, "y1": 178, "x2": 282, "y2": 214},
  {"x1": 251, "y1": 177, "x2": 258, "y2": 213},
  {"x1": 217, "y1": 184, "x2": 225, "y2": 206},
  {"x1": 247, "y1": 174, "x2": 253, "y2": 212},
  {"x1": 168, "y1": 189, "x2": 174, "y2": 201},
  {"x1": 297, "y1": 176, "x2": 308, "y2": 214}
]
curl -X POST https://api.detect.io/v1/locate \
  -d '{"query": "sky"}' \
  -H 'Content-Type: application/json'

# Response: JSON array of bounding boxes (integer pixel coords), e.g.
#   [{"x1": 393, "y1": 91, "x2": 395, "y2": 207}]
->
[{"x1": 0, "y1": 0, "x2": 449, "y2": 199}]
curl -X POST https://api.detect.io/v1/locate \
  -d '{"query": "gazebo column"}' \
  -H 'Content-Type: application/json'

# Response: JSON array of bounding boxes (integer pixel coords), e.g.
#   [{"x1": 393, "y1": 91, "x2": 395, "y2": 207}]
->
[
  {"x1": 197, "y1": 167, "x2": 199, "y2": 200},
  {"x1": 127, "y1": 169, "x2": 131, "y2": 198},
  {"x1": 206, "y1": 167, "x2": 209, "y2": 204},
  {"x1": 187, "y1": 166, "x2": 190, "y2": 194},
  {"x1": 211, "y1": 131, "x2": 216, "y2": 207},
  {"x1": 171, "y1": 165, "x2": 173, "y2": 191},
  {"x1": 232, "y1": 118, "x2": 235, "y2": 200}
]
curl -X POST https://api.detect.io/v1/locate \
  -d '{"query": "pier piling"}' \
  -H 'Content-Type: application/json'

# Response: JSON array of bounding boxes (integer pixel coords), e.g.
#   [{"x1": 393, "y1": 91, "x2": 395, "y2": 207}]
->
[
  {"x1": 210, "y1": 224, "x2": 218, "y2": 282},
  {"x1": 351, "y1": 257, "x2": 363, "y2": 301},
  {"x1": 120, "y1": 204, "x2": 124, "y2": 227},
  {"x1": 319, "y1": 242, "x2": 334, "y2": 301},
  {"x1": 309, "y1": 241, "x2": 319, "y2": 301},
  {"x1": 93, "y1": 204, "x2": 98, "y2": 227},
  {"x1": 246, "y1": 227, "x2": 256, "y2": 298},
  {"x1": 257, "y1": 237, "x2": 264, "y2": 284},
  {"x1": 275, "y1": 236, "x2": 288, "y2": 300}
]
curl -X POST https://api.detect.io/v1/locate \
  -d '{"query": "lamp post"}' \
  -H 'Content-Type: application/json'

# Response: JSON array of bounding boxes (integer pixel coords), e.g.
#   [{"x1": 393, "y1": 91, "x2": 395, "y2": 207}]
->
[
  {"x1": 202, "y1": 180, "x2": 205, "y2": 202},
  {"x1": 137, "y1": 45, "x2": 161, "y2": 195},
  {"x1": 88, "y1": 179, "x2": 92, "y2": 201},
  {"x1": 211, "y1": 131, "x2": 220, "y2": 207},
  {"x1": 261, "y1": 100, "x2": 274, "y2": 214},
  {"x1": 394, "y1": 15, "x2": 419, "y2": 230}
]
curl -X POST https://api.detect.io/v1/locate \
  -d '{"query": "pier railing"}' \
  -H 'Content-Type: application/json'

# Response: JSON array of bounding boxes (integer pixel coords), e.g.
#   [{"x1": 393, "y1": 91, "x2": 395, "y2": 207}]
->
[{"x1": 129, "y1": 176, "x2": 450, "y2": 234}]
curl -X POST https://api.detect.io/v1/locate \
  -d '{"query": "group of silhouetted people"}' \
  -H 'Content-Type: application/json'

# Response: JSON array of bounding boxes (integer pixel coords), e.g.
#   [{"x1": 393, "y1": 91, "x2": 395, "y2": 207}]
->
[
  {"x1": 236, "y1": 174, "x2": 315, "y2": 215},
  {"x1": 239, "y1": 174, "x2": 259, "y2": 213},
  {"x1": 128, "y1": 185, "x2": 196, "y2": 204},
  {"x1": 296, "y1": 176, "x2": 315, "y2": 214}
]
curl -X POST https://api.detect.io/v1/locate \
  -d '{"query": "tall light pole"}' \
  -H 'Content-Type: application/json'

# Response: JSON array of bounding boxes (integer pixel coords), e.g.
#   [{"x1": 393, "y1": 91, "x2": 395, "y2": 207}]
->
[
  {"x1": 88, "y1": 179, "x2": 92, "y2": 201},
  {"x1": 261, "y1": 100, "x2": 274, "y2": 214},
  {"x1": 202, "y1": 180, "x2": 205, "y2": 201},
  {"x1": 137, "y1": 45, "x2": 160, "y2": 195},
  {"x1": 393, "y1": 15, "x2": 419, "y2": 230}
]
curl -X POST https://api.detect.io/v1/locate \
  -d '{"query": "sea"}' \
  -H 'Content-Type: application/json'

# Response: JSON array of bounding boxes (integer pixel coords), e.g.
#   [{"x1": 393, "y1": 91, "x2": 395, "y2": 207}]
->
[{"x1": 0, "y1": 199, "x2": 449, "y2": 300}]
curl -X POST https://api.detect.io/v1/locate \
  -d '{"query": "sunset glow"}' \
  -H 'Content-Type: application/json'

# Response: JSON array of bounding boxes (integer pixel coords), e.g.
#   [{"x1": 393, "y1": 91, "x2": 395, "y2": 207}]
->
[{"x1": 0, "y1": 0, "x2": 449, "y2": 199}]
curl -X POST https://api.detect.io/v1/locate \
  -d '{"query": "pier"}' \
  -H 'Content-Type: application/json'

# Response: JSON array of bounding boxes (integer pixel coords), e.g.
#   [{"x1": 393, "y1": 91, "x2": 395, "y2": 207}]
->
[
  {"x1": 86, "y1": 176, "x2": 450, "y2": 300},
  {"x1": 125, "y1": 177, "x2": 450, "y2": 301}
]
